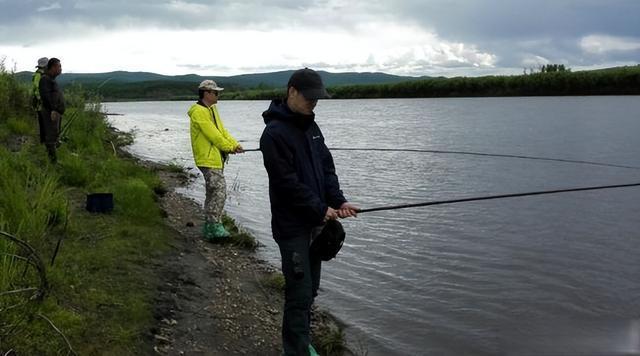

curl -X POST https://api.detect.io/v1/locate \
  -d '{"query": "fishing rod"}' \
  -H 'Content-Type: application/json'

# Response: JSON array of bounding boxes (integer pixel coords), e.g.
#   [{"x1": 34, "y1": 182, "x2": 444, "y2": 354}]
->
[
  {"x1": 59, "y1": 109, "x2": 80, "y2": 140},
  {"x1": 240, "y1": 147, "x2": 640, "y2": 170},
  {"x1": 356, "y1": 182, "x2": 640, "y2": 213}
]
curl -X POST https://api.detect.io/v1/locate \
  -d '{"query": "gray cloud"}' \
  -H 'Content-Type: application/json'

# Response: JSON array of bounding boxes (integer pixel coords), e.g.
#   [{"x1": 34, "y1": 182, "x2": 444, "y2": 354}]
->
[
  {"x1": 389, "y1": 0, "x2": 640, "y2": 68},
  {"x1": 1, "y1": 0, "x2": 638, "y2": 74},
  {"x1": 0, "y1": 0, "x2": 348, "y2": 33},
  {"x1": 392, "y1": 0, "x2": 640, "y2": 40}
]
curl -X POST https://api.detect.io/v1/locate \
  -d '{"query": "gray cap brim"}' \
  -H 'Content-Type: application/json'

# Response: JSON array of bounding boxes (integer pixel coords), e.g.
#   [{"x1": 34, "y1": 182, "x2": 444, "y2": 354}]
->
[{"x1": 300, "y1": 87, "x2": 331, "y2": 100}]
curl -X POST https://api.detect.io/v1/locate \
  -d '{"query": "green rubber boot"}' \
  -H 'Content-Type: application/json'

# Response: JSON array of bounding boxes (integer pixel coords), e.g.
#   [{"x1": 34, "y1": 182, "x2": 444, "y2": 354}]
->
[
  {"x1": 203, "y1": 222, "x2": 216, "y2": 242},
  {"x1": 280, "y1": 345, "x2": 320, "y2": 356},
  {"x1": 309, "y1": 344, "x2": 320, "y2": 356},
  {"x1": 213, "y1": 223, "x2": 231, "y2": 239},
  {"x1": 203, "y1": 222, "x2": 230, "y2": 242}
]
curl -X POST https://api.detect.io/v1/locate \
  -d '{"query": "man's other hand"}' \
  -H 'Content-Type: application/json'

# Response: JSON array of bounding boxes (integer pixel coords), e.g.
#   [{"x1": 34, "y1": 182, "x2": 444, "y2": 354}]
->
[
  {"x1": 324, "y1": 207, "x2": 339, "y2": 222},
  {"x1": 337, "y1": 202, "x2": 359, "y2": 218}
]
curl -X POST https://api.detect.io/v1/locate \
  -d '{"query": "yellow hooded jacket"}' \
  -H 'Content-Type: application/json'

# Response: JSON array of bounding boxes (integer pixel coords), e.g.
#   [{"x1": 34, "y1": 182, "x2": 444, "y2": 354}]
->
[
  {"x1": 32, "y1": 69, "x2": 44, "y2": 111},
  {"x1": 188, "y1": 102, "x2": 239, "y2": 169}
]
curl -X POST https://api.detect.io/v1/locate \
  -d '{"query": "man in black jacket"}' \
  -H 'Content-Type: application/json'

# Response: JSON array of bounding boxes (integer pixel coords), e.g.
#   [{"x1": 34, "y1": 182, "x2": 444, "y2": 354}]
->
[
  {"x1": 38, "y1": 57, "x2": 65, "y2": 163},
  {"x1": 260, "y1": 68, "x2": 358, "y2": 356}
]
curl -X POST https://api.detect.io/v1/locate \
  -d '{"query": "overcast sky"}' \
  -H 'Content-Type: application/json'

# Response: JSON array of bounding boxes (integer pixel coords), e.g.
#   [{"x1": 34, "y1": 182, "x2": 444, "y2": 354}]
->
[{"x1": 1, "y1": 0, "x2": 639, "y2": 76}]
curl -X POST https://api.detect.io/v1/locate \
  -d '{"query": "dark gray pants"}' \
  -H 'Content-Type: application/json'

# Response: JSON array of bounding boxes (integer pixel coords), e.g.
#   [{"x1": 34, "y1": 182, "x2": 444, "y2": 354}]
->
[
  {"x1": 38, "y1": 111, "x2": 61, "y2": 162},
  {"x1": 37, "y1": 111, "x2": 45, "y2": 143},
  {"x1": 276, "y1": 230, "x2": 322, "y2": 356}
]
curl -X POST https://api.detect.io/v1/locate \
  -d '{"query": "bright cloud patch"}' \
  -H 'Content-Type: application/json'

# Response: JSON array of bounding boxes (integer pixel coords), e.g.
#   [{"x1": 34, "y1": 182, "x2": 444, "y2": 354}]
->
[
  {"x1": 580, "y1": 35, "x2": 640, "y2": 54},
  {"x1": 1, "y1": 22, "x2": 497, "y2": 76}
]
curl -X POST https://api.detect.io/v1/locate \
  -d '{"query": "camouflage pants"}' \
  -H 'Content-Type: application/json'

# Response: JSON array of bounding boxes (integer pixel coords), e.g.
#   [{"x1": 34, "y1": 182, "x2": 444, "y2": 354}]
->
[{"x1": 199, "y1": 167, "x2": 226, "y2": 224}]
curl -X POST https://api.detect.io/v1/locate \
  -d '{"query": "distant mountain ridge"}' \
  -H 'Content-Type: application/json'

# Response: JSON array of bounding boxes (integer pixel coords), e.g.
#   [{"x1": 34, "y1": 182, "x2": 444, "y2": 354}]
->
[
  {"x1": 15, "y1": 65, "x2": 637, "y2": 101},
  {"x1": 15, "y1": 69, "x2": 428, "y2": 89}
]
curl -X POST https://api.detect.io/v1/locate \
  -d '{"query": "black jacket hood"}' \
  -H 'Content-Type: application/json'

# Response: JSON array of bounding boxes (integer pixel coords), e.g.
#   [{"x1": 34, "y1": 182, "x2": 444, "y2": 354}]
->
[{"x1": 262, "y1": 99, "x2": 315, "y2": 130}]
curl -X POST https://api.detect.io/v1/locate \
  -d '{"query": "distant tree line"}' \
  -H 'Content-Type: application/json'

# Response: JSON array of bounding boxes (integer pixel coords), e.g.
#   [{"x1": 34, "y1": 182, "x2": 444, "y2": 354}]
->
[
  {"x1": 539, "y1": 64, "x2": 570, "y2": 73},
  {"x1": 225, "y1": 65, "x2": 639, "y2": 100},
  {"x1": 64, "y1": 65, "x2": 640, "y2": 101}
]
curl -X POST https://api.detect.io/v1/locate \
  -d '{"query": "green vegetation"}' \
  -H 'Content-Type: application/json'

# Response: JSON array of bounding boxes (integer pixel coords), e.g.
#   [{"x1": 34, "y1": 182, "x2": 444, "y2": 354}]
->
[
  {"x1": 539, "y1": 64, "x2": 570, "y2": 73},
  {"x1": 322, "y1": 65, "x2": 640, "y2": 100},
  {"x1": 0, "y1": 59, "x2": 174, "y2": 354},
  {"x1": 314, "y1": 324, "x2": 347, "y2": 356},
  {"x1": 13, "y1": 69, "x2": 426, "y2": 101},
  {"x1": 166, "y1": 160, "x2": 186, "y2": 174},
  {"x1": 261, "y1": 271, "x2": 285, "y2": 292},
  {"x1": 312, "y1": 310, "x2": 348, "y2": 356},
  {"x1": 1, "y1": 60, "x2": 263, "y2": 354},
  {"x1": 15, "y1": 65, "x2": 638, "y2": 101},
  {"x1": 221, "y1": 215, "x2": 259, "y2": 250},
  {"x1": 118, "y1": 65, "x2": 640, "y2": 100}
]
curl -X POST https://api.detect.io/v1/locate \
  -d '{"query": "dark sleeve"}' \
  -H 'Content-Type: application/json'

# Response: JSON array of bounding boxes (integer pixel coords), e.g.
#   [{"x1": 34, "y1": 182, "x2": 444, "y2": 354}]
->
[
  {"x1": 260, "y1": 130, "x2": 327, "y2": 225},
  {"x1": 320, "y1": 142, "x2": 347, "y2": 208}
]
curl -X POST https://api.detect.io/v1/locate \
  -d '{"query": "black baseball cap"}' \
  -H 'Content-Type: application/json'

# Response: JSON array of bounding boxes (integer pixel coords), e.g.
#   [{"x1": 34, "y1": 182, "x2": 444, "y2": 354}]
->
[{"x1": 287, "y1": 68, "x2": 331, "y2": 100}]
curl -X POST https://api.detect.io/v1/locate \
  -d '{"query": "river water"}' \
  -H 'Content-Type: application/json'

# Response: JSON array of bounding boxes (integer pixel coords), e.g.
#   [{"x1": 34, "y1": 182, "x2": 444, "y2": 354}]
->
[{"x1": 106, "y1": 97, "x2": 640, "y2": 356}]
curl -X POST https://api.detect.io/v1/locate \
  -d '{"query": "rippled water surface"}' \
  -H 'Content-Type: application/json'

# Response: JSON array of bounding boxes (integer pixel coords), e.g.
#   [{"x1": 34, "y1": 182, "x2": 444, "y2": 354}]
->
[{"x1": 106, "y1": 97, "x2": 640, "y2": 355}]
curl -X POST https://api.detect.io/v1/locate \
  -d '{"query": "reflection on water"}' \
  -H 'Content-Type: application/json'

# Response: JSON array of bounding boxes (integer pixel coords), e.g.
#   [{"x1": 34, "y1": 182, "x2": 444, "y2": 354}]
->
[{"x1": 107, "y1": 97, "x2": 640, "y2": 356}]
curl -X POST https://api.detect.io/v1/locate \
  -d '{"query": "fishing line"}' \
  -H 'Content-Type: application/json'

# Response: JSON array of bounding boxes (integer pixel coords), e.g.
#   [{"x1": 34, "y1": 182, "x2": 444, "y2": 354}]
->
[
  {"x1": 241, "y1": 147, "x2": 640, "y2": 170},
  {"x1": 239, "y1": 148, "x2": 640, "y2": 211},
  {"x1": 356, "y1": 182, "x2": 640, "y2": 213}
]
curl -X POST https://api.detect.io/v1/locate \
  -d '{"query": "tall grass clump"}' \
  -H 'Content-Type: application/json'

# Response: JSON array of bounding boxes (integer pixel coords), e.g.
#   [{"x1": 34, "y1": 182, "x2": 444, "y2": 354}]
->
[
  {"x1": 112, "y1": 178, "x2": 161, "y2": 222},
  {"x1": 6, "y1": 117, "x2": 31, "y2": 135},
  {"x1": 0, "y1": 65, "x2": 176, "y2": 355},
  {"x1": 0, "y1": 148, "x2": 67, "y2": 243},
  {"x1": 58, "y1": 153, "x2": 92, "y2": 187},
  {"x1": 0, "y1": 148, "x2": 65, "y2": 352},
  {"x1": 222, "y1": 215, "x2": 258, "y2": 250},
  {"x1": 0, "y1": 58, "x2": 31, "y2": 121}
]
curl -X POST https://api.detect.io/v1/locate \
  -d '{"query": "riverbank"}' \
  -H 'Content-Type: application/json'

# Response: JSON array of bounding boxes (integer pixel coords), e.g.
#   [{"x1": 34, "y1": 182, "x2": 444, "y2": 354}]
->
[
  {"x1": 142, "y1": 157, "x2": 350, "y2": 355},
  {"x1": 0, "y1": 65, "x2": 351, "y2": 355}
]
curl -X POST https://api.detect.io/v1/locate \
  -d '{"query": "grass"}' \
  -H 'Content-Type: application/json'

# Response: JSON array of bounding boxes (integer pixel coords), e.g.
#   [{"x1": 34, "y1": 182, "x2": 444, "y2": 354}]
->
[
  {"x1": 0, "y1": 65, "x2": 174, "y2": 354},
  {"x1": 0, "y1": 147, "x2": 67, "y2": 241},
  {"x1": 6, "y1": 117, "x2": 32, "y2": 135},
  {"x1": 261, "y1": 271, "x2": 285, "y2": 291},
  {"x1": 312, "y1": 310, "x2": 348, "y2": 356},
  {"x1": 166, "y1": 160, "x2": 186, "y2": 173},
  {"x1": 222, "y1": 215, "x2": 259, "y2": 250},
  {"x1": 315, "y1": 323, "x2": 347, "y2": 356}
]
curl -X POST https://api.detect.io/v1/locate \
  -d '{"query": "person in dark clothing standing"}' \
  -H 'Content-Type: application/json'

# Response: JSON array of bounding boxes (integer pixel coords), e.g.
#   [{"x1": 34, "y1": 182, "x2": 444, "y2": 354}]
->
[
  {"x1": 260, "y1": 68, "x2": 358, "y2": 356},
  {"x1": 38, "y1": 58, "x2": 65, "y2": 163}
]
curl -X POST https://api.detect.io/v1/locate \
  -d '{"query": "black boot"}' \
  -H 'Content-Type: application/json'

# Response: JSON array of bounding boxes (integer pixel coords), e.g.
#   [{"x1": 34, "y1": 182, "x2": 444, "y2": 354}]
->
[{"x1": 46, "y1": 145, "x2": 57, "y2": 164}]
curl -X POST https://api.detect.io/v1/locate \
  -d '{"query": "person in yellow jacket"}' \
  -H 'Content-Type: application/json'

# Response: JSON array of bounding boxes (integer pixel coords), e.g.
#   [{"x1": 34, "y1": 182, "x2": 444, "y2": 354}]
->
[
  {"x1": 32, "y1": 57, "x2": 48, "y2": 143},
  {"x1": 188, "y1": 80, "x2": 244, "y2": 241}
]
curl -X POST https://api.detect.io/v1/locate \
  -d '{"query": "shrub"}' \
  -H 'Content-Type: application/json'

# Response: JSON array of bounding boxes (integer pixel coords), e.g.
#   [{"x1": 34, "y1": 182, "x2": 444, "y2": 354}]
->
[
  {"x1": 314, "y1": 321, "x2": 347, "y2": 356},
  {"x1": 262, "y1": 271, "x2": 285, "y2": 291},
  {"x1": 112, "y1": 178, "x2": 160, "y2": 222},
  {"x1": 167, "y1": 160, "x2": 186, "y2": 173},
  {"x1": 6, "y1": 117, "x2": 32, "y2": 135},
  {"x1": 0, "y1": 148, "x2": 67, "y2": 242},
  {"x1": 222, "y1": 215, "x2": 258, "y2": 250},
  {"x1": 59, "y1": 153, "x2": 92, "y2": 187}
]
